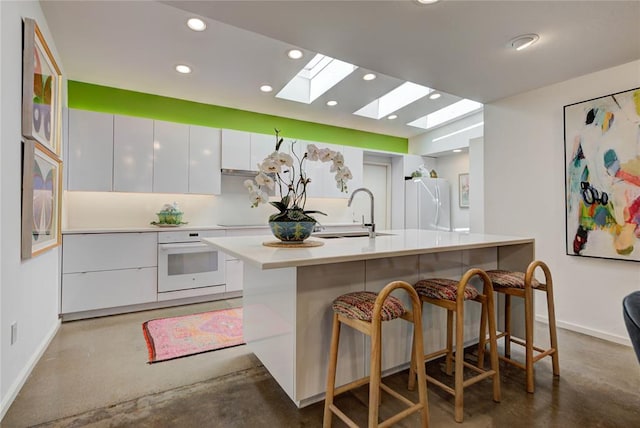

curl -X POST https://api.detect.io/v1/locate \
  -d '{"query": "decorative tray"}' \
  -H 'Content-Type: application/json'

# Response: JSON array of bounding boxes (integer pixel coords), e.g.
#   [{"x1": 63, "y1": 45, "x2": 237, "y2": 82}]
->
[{"x1": 150, "y1": 222, "x2": 189, "y2": 227}]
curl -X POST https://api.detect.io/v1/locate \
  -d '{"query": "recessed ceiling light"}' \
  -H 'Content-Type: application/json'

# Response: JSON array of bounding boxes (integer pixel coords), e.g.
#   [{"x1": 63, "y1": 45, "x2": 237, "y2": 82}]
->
[
  {"x1": 175, "y1": 64, "x2": 191, "y2": 74},
  {"x1": 415, "y1": 0, "x2": 441, "y2": 4},
  {"x1": 327, "y1": 100, "x2": 338, "y2": 106},
  {"x1": 287, "y1": 49, "x2": 303, "y2": 59},
  {"x1": 387, "y1": 114, "x2": 398, "y2": 120},
  {"x1": 453, "y1": 149, "x2": 462, "y2": 153},
  {"x1": 260, "y1": 85, "x2": 273, "y2": 93},
  {"x1": 363, "y1": 73, "x2": 376, "y2": 81},
  {"x1": 509, "y1": 33, "x2": 540, "y2": 51},
  {"x1": 429, "y1": 93, "x2": 441, "y2": 100},
  {"x1": 187, "y1": 18, "x2": 206, "y2": 32}
]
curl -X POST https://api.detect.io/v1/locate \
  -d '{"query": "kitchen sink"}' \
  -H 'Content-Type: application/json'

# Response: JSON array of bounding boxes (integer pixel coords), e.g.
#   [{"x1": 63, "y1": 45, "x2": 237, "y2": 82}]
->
[{"x1": 312, "y1": 231, "x2": 395, "y2": 239}]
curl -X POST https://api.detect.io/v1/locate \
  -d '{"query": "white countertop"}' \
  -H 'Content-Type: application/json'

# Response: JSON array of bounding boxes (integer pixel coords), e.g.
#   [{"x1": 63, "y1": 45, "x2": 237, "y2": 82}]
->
[
  {"x1": 61, "y1": 222, "x2": 360, "y2": 234},
  {"x1": 202, "y1": 229, "x2": 534, "y2": 269}
]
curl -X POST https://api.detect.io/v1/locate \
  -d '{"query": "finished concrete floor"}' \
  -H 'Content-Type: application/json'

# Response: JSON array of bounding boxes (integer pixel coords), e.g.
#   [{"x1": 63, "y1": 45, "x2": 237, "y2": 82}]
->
[{"x1": 2, "y1": 298, "x2": 639, "y2": 427}]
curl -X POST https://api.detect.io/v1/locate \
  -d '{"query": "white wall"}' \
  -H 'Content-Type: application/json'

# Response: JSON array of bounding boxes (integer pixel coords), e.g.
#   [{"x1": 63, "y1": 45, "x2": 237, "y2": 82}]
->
[
  {"x1": 468, "y1": 137, "x2": 484, "y2": 233},
  {"x1": 484, "y1": 60, "x2": 640, "y2": 345},
  {"x1": 433, "y1": 153, "x2": 470, "y2": 231},
  {"x1": 1, "y1": 1, "x2": 63, "y2": 418}
]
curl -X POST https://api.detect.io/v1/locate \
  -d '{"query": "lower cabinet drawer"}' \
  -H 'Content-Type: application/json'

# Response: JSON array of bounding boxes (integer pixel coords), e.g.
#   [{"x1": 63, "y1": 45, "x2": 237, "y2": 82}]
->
[{"x1": 62, "y1": 267, "x2": 157, "y2": 313}]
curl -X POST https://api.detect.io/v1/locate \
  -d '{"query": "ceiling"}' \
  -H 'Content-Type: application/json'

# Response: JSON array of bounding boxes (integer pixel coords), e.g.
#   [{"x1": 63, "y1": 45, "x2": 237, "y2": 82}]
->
[{"x1": 41, "y1": 1, "x2": 640, "y2": 139}]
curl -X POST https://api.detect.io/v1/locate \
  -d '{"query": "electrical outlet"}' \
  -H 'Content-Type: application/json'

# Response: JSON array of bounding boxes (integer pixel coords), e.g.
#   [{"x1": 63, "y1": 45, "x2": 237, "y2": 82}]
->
[{"x1": 10, "y1": 322, "x2": 17, "y2": 345}]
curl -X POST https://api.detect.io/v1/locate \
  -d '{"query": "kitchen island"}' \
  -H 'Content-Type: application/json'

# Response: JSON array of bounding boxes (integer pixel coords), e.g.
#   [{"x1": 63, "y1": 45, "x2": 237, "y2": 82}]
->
[{"x1": 202, "y1": 229, "x2": 534, "y2": 407}]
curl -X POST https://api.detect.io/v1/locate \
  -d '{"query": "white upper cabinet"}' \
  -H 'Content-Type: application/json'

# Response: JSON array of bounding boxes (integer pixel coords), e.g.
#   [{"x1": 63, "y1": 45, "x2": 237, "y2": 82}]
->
[
  {"x1": 68, "y1": 109, "x2": 114, "y2": 191},
  {"x1": 189, "y1": 125, "x2": 221, "y2": 195},
  {"x1": 221, "y1": 129, "x2": 251, "y2": 170},
  {"x1": 153, "y1": 120, "x2": 189, "y2": 193},
  {"x1": 113, "y1": 115, "x2": 154, "y2": 192},
  {"x1": 250, "y1": 132, "x2": 277, "y2": 169}
]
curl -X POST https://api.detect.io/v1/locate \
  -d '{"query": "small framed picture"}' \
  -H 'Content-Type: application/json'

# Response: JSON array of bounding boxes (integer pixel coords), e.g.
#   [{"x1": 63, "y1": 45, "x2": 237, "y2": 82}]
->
[
  {"x1": 21, "y1": 139, "x2": 62, "y2": 259},
  {"x1": 459, "y1": 173, "x2": 469, "y2": 208},
  {"x1": 22, "y1": 17, "x2": 62, "y2": 156}
]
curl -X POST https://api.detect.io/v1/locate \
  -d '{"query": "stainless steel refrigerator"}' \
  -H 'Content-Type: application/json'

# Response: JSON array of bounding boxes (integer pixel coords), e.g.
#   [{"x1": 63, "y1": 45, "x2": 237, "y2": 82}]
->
[{"x1": 404, "y1": 177, "x2": 451, "y2": 231}]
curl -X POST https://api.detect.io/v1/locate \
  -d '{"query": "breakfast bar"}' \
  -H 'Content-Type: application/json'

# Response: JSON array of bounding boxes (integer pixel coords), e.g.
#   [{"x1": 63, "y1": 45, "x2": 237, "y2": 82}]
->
[{"x1": 202, "y1": 229, "x2": 534, "y2": 407}]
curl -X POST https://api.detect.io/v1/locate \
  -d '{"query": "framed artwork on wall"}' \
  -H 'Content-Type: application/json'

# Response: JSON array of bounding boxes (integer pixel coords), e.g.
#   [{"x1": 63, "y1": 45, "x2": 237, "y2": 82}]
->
[
  {"x1": 459, "y1": 173, "x2": 469, "y2": 208},
  {"x1": 22, "y1": 17, "x2": 62, "y2": 156},
  {"x1": 21, "y1": 139, "x2": 62, "y2": 259},
  {"x1": 564, "y1": 87, "x2": 640, "y2": 262}
]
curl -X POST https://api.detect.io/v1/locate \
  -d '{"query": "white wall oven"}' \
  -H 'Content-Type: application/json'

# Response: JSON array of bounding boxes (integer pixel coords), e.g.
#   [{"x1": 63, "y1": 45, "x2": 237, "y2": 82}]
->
[{"x1": 157, "y1": 230, "x2": 225, "y2": 293}]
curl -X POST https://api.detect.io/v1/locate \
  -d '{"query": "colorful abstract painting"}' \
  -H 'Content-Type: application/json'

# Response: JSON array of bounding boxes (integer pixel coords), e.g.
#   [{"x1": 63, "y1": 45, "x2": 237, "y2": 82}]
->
[
  {"x1": 21, "y1": 140, "x2": 61, "y2": 259},
  {"x1": 22, "y1": 18, "x2": 62, "y2": 155},
  {"x1": 564, "y1": 87, "x2": 640, "y2": 262}
]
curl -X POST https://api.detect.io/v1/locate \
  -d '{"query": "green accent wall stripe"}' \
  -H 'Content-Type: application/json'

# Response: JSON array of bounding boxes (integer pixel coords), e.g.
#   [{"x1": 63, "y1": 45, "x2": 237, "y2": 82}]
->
[{"x1": 68, "y1": 81, "x2": 408, "y2": 153}]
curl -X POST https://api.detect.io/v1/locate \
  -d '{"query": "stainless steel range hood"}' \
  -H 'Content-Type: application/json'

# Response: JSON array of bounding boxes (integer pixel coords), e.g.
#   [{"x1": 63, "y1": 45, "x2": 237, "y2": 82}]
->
[{"x1": 220, "y1": 168, "x2": 259, "y2": 177}]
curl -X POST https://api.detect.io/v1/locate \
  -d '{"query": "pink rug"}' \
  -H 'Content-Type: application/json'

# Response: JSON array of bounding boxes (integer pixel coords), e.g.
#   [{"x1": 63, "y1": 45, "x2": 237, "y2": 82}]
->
[{"x1": 142, "y1": 307, "x2": 244, "y2": 363}]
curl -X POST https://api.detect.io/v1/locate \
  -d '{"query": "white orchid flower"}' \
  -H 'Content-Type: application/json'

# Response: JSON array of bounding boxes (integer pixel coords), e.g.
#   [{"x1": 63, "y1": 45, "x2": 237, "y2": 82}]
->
[
  {"x1": 306, "y1": 144, "x2": 320, "y2": 161},
  {"x1": 336, "y1": 166, "x2": 353, "y2": 181},
  {"x1": 260, "y1": 158, "x2": 281, "y2": 174},
  {"x1": 318, "y1": 148, "x2": 335, "y2": 162},
  {"x1": 249, "y1": 189, "x2": 269, "y2": 207},
  {"x1": 244, "y1": 179, "x2": 257, "y2": 192},
  {"x1": 276, "y1": 152, "x2": 294, "y2": 167},
  {"x1": 255, "y1": 171, "x2": 275, "y2": 189},
  {"x1": 332, "y1": 152, "x2": 344, "y2": 168}
]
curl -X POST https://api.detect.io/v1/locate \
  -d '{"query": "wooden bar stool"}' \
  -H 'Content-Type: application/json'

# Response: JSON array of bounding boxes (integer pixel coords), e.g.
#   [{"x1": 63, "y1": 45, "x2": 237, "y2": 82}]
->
[
  {"x1": 408, "y1": 268, "x2": 500, "y2": 423},
  {"x1": 323, "y1": 281, "x2": 430, "y2": 428},
  {"x1": 486, "y1": 260, "x2": 559, "y2": 393}
]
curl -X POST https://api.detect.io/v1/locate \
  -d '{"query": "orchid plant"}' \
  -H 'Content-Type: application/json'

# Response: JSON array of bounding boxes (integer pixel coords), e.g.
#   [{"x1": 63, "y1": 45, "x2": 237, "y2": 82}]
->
[{"x1": 244, "y1": 129, "x2": 352, "y2": 223}]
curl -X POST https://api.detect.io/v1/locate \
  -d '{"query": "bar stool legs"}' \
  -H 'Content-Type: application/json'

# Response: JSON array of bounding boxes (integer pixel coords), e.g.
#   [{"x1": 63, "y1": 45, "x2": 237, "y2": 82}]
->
[
  {"x1": 323, "y1": 281, "x2": 429, "y2": 428},
  {"x1": 486, "y1": 260, "x2": 560, "y2": 393},
  {"x1": 409, "y1": 268, "x2": 500, "y2": 423}
]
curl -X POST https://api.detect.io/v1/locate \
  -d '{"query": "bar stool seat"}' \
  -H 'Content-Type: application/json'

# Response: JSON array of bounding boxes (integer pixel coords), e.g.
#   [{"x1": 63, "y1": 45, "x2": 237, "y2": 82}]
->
[
  {"x1": 409, "y1": 269, "x2": 500, "y2": 423},
  {"x1": 332, "y1": 291, "x2": 405, "y2": 322},
  {"x1": 485, "y1": 260, "x2": 559, "y2": 393},
  {"x1": 324, "y1": 282, "x2": 430, "y2": 428}
]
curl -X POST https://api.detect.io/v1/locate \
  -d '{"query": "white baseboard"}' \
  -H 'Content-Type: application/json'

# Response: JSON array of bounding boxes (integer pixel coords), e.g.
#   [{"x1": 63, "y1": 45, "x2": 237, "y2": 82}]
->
[
  {"x1": 0, "y1": 319, "x2": 61, "y2": 421},
  {"x1": 535, "y1": 314, "x2": 631, "y2": 347}
]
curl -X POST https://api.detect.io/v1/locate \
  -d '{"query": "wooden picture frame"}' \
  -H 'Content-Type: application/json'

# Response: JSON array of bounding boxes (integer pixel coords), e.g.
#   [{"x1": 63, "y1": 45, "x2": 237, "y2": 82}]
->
[
  {"x1": 22, "y1": 139, "x2": 62, "y2": 259},
  {"x1": 458, "y1": 173, "x2": 469, "y2": 208},
  {"x1": 22, "y1": 17, "x2": 62, "y2": 156},
  {"x1": 564, "y1": 87, "x2": 640, "y2": 262}
]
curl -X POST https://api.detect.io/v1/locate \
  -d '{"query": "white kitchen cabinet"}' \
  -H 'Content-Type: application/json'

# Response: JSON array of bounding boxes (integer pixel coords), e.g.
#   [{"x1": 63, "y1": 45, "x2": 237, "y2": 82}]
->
[
  {"x1": 67, "y1": 108, "x2": 114, "y2": 191},
  {"x1": 62, "y1": 232, "x2": 158, "y2": 315},
  {"x1": 63, "y1": 233, "x2": 157, "y2": 273},
  {"x1": 62, "y1": 108, "x2": 69, "y2": 190},
  {"x1": 62, "y1": 268, "x2": 157, "y2": 313},
  {"x1": 250, "y1": 132, "x2": 276, "y2": 169},
  {"x1": 221, "y1": 129, "x2": 251, "y2": 170},
  {"x1": 113, "y1": 115, "x2": 154, "y2": 192},
  {"x1": 153, "y1": 120, "x2": 189, "y2": 193},
  {"x1": 189, "y1": 125, "x2": 221, "y2": 195}
]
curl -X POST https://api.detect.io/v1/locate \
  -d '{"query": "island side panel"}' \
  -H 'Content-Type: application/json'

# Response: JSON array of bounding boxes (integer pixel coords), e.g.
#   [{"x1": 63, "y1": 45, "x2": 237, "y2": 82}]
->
[
  {"x1": 243, "y1": 264, "x2": 297, "y2": 402},
  {"x1": 497, "y1": 242, "x2": 536, "y2": 339},
  {"x1": 364, "y1": 255, "x2": 422, "y2": 373},
  {"x1": 295, "y1": 261, "x2": 366, "y2": 406}
]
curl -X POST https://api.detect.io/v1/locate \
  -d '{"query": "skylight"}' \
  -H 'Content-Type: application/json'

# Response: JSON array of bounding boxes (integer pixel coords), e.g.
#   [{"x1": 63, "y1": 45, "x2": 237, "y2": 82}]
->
[
  {"x1": 353, "y1": 82, "x2": 432, "y2": 120},
  {"x1": 407, "y1": 99, "x2": 483, "y2": 130},
  {"x1": 275, "y1": 54, "x2": 357, "y2": 104}
]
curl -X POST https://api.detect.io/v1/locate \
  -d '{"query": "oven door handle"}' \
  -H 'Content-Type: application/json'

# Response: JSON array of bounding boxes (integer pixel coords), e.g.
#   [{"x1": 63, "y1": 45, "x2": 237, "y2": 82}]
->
[{"x1": 158, "y1": 242, "x2": 212, "y2": 251}]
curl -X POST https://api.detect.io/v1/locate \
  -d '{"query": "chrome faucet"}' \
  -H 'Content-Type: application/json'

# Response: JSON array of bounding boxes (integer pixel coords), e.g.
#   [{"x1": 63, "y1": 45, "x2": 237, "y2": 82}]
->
[{"x1": 348, "y1": 187, "x2": 375, "y2": 238}]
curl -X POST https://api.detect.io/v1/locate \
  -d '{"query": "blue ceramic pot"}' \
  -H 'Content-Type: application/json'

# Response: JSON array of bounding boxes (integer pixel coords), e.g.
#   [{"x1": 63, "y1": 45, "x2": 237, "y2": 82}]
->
[{"x1": 269, "y1": 221, "x2": 315, "y2": 242}]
